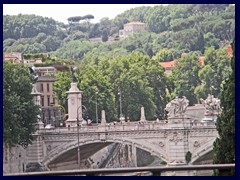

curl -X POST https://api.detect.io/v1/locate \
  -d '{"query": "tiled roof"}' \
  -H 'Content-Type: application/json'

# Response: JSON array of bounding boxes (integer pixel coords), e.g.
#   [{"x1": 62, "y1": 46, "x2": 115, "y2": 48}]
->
[
  {"x1": 159, "y1": 60, "x2": 175, "y2": 69},
  {"x1": 227, "y1": 45, "x2": 233, "y2": 57},
  {"x1": 198, "y1": 56, "x2": 204, "y2": 66}
]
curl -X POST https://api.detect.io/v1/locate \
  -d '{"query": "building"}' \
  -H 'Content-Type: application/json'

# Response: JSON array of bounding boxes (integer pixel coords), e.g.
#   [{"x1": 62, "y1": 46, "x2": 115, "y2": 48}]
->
[
  {"x1": 159, "y1": 45, "x2": 232, "y2": 74},
  {"x1": 3, "y1": 52, "x2": 23, "y2": 63},
  {"x1": 119, "y1": 22, "x2": 147, "y2": 38},
  {"x1": 159, "y1": 61, "x2": 176, "y2": 75},
  {"x1": 34, "y1": 66, "x2": 64, "y2": 127},
  {"x1": 23, "y1": 59, "x2": 43, "y2": 64}
]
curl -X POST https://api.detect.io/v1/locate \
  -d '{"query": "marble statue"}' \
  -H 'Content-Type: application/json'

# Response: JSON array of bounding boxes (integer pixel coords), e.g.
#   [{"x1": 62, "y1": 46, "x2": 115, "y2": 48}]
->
[
  {"x1": 165, "y1": 96, "x2": 189, "y2": 118},
  {"x1": 200, "y1": 94, "x2": 222, "y2": 116}
]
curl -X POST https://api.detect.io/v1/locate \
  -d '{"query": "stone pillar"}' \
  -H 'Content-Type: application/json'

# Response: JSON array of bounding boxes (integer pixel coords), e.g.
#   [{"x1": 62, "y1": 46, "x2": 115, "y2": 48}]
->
[
  {"x1": 66, "y1": 83, "x2": 83, "y2": 127},
  {"x1": 101, "y1": 110, "x2": 106, "y2": 125},
  {"x1": 31, "y1": 84, "x2": 44, "y2": 129},
  {"x1": 140, "y1": 106, "x2": 146, "y2": 122},
  {"x1": 131, "y1": 143, "x2": 137, "y2": 167},
  {"x1": 165, "y1": 118, "x2": 193, "y2": 176},
  {"x1": 31, "y1": 84, "x2": 41, "y2": 106}
]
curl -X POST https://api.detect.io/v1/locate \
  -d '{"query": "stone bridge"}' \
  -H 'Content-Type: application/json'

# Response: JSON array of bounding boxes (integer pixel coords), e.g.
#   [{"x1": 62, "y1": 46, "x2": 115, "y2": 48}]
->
[{"x1": 26, "y1": 117, "x2": 218, "y2": 170}]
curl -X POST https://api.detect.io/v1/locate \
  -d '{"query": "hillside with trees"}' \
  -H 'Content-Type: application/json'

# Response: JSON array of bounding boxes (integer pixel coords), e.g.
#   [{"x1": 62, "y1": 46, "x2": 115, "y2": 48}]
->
[{"x1": 3, "y1": 4, "x2": 235, "y2": 60}]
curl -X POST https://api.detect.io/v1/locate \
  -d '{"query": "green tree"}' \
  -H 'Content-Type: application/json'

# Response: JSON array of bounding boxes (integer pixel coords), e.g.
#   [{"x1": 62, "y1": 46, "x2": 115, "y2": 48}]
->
[
  {"x1": 171, "y1": 53, "x2": 201, "y2": 105},
  {"x1": 195, "y1": 46, "x2": 231, "y2": 101},
  {"x1": 3, "y1": 62, "x2": 39, "y2": 148},
  {"x1": 156, "y1": 48, "x2": 173, "y2": 62},
  {"x1": 101, "y1": 29, "x2": 109, "y2": 42},
  {"x1": 213, "y1": 40, "x2": 235, "y2": 176},
  {"x1": 53, "y1": 71, "x2": 72, "y2": 112}
]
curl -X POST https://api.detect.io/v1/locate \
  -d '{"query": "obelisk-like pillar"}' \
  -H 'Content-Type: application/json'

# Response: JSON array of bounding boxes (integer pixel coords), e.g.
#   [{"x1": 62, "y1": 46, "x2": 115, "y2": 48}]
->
[
  {"x1": 101, "y1": 110, "x2": 106, "y2": 125},
  {"x1": 140, "y1": 106, "x2": 146, "y2": 122},
  {"x1": 66, "y1": 83, "x2": 83, "y2": 127}
]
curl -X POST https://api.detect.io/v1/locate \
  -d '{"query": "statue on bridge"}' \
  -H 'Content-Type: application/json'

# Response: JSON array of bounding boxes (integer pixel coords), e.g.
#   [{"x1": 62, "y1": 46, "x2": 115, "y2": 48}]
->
[
  {"x1": 200, "y1": 94, "x2": 222, "y2": 116},
  {"x1": 165, "y1": 96, "x2": 189, "y2": 118},
  {"x1": 69, "y1": 66, "x2": 78, "y2": 83}
]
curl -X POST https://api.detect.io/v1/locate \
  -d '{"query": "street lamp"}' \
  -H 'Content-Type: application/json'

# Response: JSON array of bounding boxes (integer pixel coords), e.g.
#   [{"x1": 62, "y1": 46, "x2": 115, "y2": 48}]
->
[
  {"x1": 118, "y1": 88, "x2": 124, "y2": 121},
  {"x1": 76, "y1": 105, "x2": 82, "y2": 169},
  {"x1": 95, "y1": 90, "x2": 99, "y2": 125}
]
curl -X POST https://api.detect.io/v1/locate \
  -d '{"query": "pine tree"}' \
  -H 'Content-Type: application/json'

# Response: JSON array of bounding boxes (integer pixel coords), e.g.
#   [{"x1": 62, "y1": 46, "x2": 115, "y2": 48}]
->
[{"x1": 213, "y1": 39, "x2": 235, "y2": 175}]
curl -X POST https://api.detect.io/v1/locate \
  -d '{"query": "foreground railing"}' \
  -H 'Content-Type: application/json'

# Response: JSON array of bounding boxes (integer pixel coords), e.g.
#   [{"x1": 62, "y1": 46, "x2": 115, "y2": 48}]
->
[{"x1": 5, "y1": 164, "x2": 235, "y2": 176}]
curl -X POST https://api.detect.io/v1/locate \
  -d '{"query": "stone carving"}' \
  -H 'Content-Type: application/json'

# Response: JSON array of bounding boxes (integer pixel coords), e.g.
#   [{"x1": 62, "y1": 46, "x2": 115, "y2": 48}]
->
[
  {"x1": 200, "y1": 94, "x2": 222, "y2": 116},
  {"x1": 193, "y1": 141, "x2": 200, "y2": 148},
  {"x1": 159, "y1": 141, "x2": 165, "y2": 147},
  {"x1": 165, "y1": 96, "x2": 189, "y2": 118},
  {"x1": 47, "y1": 145, "x2": 52, "y2": 152},
  {"x1": 169, "y1": 132, "x2": 183, "y2": 145}
]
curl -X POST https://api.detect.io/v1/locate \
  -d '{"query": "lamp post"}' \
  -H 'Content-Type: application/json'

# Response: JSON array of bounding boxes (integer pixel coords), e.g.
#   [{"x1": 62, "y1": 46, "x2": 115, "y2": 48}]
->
[
  {"x1": 118, "y1": 88, "x2": 123, "y2": 121},
  {"x1": 55, "y1": 104, "x2": 65, "y2": 127},
  {"x1": 76, "y1": 105, "x2": 83, "y2": 169},
  {"x1": 95, "y1": 91, "x2": 99, "y2": 125}
]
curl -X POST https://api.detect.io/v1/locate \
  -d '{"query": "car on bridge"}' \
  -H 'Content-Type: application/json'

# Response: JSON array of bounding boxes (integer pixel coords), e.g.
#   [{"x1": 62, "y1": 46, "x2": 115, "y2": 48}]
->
[{"x1": 45, "y1": 124, "x2": 55, "y2": 129}]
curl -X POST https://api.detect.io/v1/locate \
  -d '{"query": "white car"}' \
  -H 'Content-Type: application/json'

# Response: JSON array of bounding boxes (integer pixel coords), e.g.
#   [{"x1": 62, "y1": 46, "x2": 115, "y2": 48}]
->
[{"x1": 45, "y1": 124, "x2": 54, "y2": 129}]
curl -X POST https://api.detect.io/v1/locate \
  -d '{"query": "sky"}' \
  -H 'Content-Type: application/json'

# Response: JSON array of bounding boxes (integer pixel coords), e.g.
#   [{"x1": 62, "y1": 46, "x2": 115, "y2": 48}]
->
[{"x1": 3, "y1": 4, "x2": 165, "y2": 24}]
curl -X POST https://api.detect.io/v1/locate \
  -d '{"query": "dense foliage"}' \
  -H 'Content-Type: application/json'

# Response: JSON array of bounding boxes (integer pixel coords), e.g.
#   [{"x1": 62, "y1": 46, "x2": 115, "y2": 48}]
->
[
  {"x1": 53, "y1": 52, "x2": 167, "y2": 121},
  {"x1": 3, "y1": 4, "x2": 234, "y2": 59},
  {"x1": 3, "y1": 62, "x2": 39, "y2": 147},
  {"x1": 213, "y1": 40, "x2": 235, "y2": 175}
]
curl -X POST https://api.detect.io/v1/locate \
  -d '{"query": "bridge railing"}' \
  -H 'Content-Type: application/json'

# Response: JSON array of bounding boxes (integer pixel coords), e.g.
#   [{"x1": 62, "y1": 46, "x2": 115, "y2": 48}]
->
[
  {"x1": 37, "y1": 120, "x2": 216, "y2": 134},
  {"x1": 4, "y1": 164, "x2": 235, "y2": 176}
]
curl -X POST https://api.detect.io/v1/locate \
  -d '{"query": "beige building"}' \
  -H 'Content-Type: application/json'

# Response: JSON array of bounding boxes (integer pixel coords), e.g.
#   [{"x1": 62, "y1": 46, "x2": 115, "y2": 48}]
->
[
  {"x1": 35, "y1": 67, "x2": 57, "y2": 107},
  {"x1": 34, "y1": 66, "x2": 65, "y2": 127},
  {"x1": 24, "y1": 59, "x2": 43, "y2": 64},
  {"x1": 3, "y1": 52, "x2": 23, "y2": 63},
  {"x1": 119, "y1": 22, "x2": 147, "y2": 38}
]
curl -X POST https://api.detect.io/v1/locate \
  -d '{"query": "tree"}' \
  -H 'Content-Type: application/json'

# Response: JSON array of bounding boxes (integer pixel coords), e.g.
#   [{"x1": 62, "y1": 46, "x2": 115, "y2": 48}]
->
[
  {"x1": 171, "y1": 53, "x2": 201, "y2": 105},
  {"x1": 67, "y1": 16, "x2": 82, "y2": 24},
  {"x1": 195, "y1": 46, "x2": 231, "y2": 101},
  {"x1": 102, "y1": 29, "x2": 109, "y2": 42},
  {"x1": 53, "y1": 71, "x2": 72, "y2": 112},
  {"x1": 213, "y1": 39, "x2": 235, "y2": 176},
  {"x1": 156, "y1": 48, "x2": 174, "y2": 62},
  {"x1": 3, "y1": 62, "x2": 39, "y2": 148}
]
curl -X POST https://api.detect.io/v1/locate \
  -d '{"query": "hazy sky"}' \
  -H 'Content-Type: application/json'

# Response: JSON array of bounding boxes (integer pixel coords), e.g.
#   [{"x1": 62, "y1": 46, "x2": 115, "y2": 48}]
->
[{"x1": 3, "y1": 4, "x2": 165, "y2": 24}]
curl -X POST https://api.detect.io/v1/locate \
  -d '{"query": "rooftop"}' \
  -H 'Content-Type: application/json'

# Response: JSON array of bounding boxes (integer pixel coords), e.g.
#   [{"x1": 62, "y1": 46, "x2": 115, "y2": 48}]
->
[{"x1": 124, "y1": 22, "x2": 145, "y2": 26}]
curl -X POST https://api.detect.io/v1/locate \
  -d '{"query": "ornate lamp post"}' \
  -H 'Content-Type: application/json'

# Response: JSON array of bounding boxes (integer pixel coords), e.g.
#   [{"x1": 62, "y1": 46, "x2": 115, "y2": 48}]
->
[
  {"x1": 95, "y1": 90, "x2": 99, "y2": 125},
  {"x1": 118, "y1": 88, "x2": 125, "y2": 122},
  {"x1": 76, "y1": 105, "x2": 82, "y2": 169}
]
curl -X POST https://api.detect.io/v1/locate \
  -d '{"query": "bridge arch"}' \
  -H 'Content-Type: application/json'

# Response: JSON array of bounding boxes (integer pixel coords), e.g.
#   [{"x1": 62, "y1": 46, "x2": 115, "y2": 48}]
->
[
  {"x1": 43, "y1": 138, "x2": 168, "y2": 166},
  {"x1": 190, "y1": 139, "x2": 215, "y2": 164}
]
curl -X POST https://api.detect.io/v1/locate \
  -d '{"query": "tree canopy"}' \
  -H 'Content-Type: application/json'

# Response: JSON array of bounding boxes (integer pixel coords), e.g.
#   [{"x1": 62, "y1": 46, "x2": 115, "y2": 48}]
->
[
  {"x1": 3, "y1": 62, "x2": 39, "y2": 148},
  {"x1": 213, "y1": 39, "x2": 235, "y2": 176}
]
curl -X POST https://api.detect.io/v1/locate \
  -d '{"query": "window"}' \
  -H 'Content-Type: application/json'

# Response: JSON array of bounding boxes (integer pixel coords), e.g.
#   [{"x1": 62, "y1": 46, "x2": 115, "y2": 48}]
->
[
  {"x1": 41, "y1": 96, "x2": 44, "y2": 106},
  {"x1": 47, "y1": 96, "x2": 50, "y2": 106},
  {"x1": 47, "y1": 84, "x2": 50, "y2": 92},
  {"x1": 40, "y1": 84, "x2": 44, "y2": 92}
]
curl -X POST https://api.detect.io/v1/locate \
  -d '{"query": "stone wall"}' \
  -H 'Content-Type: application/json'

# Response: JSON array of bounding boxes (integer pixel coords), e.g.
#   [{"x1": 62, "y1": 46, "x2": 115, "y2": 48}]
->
[{"x1": 3, "y1": 145, "x2": 27, "y2": 174}]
